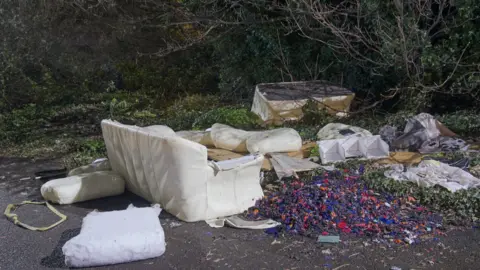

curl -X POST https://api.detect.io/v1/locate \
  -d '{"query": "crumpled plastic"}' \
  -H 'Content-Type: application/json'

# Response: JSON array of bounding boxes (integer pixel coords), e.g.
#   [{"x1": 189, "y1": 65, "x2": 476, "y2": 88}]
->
[{"x1": 384, "y1": 160, "x2": 480, "y2": 192}]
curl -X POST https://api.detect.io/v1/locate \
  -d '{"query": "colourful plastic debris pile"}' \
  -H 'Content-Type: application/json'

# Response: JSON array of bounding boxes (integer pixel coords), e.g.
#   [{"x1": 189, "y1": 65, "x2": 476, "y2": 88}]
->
[{"x1": 246, "y1": 167, "x2": 444, "y2": 244}]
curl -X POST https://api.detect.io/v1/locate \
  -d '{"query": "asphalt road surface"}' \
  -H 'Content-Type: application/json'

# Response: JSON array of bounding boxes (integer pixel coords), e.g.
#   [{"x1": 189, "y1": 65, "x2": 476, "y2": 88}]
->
[{"x1": 1, "y1": 156, "x2": 479, "y2": 270}]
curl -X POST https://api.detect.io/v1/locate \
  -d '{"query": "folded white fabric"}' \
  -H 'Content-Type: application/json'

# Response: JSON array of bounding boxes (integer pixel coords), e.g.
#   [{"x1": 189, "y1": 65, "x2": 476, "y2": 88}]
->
[
  {"x1": 63, "y1": 204, "x2": 166, "y2": 268},
  {"x1": 41, "y1": 171, "x2": 125, "y2": 204}
]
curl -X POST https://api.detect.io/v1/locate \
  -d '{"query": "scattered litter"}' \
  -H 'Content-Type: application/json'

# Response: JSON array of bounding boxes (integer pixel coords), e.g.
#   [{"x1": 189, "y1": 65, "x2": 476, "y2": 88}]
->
[
  {"x1": 4, "y1": 201, "x2": 67, "y2": 231},
  {"x1": 34, "y1": 168, "x2": 68, "y2": 181},
  {"x1": 271, "y1": 239, "x2": 282, "y2": 245},
  {"x1": 206, "y1": 215, "x2": 280, "y2": 229},
  {"x1": 322, "y1": 249, "x2": 333, "y2": 255},
  {"x1": 317, "y1": 135, "x2": 389, "y2": 164},
  {"x1": 63, "y1": 204, "x2": 165, "y2": 268},
  {"x1": 41, "y1": 171, "x2": 125, "y2": 204},
  {"x1": 246, "y1": 166, "x2": 443, "y2": 244},
  {"x1": 332, "y1": 264, "x2": 350, "y2": 270},
  {"x1": 318, "y1": 236, "x2": 340, "y2": 243},
  {"x1": 169, "y1": 221, "x2": 182, "y2": 228},
  {"x1": 348, "y1": 252, "x2": 360, "y2": 258}
]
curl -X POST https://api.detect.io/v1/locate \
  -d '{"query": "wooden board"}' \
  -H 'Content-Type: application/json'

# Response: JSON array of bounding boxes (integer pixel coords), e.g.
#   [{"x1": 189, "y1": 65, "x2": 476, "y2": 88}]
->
[
  {"x1": 207, "y1": 141, "x2": 318, "y2": 171},
  {"x1": 376, "y1": 152, "x2": 424, "y2": 165}
]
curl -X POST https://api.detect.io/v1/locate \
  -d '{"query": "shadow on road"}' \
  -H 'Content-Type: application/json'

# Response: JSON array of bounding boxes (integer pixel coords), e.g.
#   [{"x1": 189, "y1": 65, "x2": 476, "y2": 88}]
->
[{"x1": 40, "y1": 228, "x2": 80, "y2": 269}]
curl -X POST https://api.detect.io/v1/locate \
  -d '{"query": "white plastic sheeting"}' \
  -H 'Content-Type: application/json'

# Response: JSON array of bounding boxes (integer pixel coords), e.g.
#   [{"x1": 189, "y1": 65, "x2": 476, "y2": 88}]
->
[
  {"x1": 317, "y1": 136, "x2": 389, "y2": 164},
  {"x1": 404, "y1": 113, "x2": 440, "y2": 141},
  {"x1": 41, "y1": 171, "x2": 125, "y2": 204},
  {"x1": 384, "y1": 160, "x2": 480, "y2": 192},
  {"x1": 209, "y1": 123, "x2": 302, "y2": 154},
  {"x1": 101, "y1": 120, "x2": 265, "y2": 222},
  {"x1": 317, "y1": 123, "x2": 372, "y2": 140},
  {"x1": 63, "y1": 204, "x2": 165, "y2": 268}
]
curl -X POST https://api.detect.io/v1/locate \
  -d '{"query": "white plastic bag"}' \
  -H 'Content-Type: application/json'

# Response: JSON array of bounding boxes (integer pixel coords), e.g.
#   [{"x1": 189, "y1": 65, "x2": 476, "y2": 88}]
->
[
  {"x1": 246, "y1": 128, "x2": 302, "y2": 154},
  {"x1": 63, "y1": 204, "x2": 166, "y2": 268},
  {"x1": 41, "y1": 171, "x2": 125, "y2": 204}
]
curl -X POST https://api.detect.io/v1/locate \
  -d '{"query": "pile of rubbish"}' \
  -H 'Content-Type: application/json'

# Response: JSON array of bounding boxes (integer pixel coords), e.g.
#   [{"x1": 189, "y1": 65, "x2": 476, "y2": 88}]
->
[
  {"x1": 5, "y1": 107, "x2": 480, "y2": 267},
  {"x1": 246, "y1": 167, "x2": 444, "y2": 244}
]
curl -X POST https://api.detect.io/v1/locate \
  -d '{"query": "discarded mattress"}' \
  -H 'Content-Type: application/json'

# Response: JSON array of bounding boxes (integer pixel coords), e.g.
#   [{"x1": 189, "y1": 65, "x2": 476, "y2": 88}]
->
[
  {"x1": 384, "y1": 160, "x2": 480, "y2": 192},
  {"x1": 101, "y1": 119, "x2": 265, "y2": 222},
  {"x1": 317, "y1": 123, "x2": 372, "y2": 140},
  {"x1": 317, "y1": 135, "x2": 389, "y2": 164},
  {"x1": 209, "y1": 123, "x2": 302, "y2": 154},
  {"x1": 63, "y1": 204, "x2": 165, "y2": 268},
  {"x1": 251, "y1": 80, "x2": 355, "y2": 125},
  {"x1": 41, "y1": 171, "x2": 125, "y2": 204}
]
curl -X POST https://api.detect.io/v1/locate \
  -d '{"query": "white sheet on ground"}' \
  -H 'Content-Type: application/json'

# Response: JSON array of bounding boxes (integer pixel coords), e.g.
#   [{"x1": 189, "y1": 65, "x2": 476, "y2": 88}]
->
[
  {"x1": 41, "y1": 171, "x2": 125, "y2": 204},
  {"x1": 62, "y1": 204, "x2": 165, "y2": 268},
  {"x1": 101, "y1": 120, "x2": 265, "y2": 222},
  {"x1": 384, "y1": 160, "x2": 480, "y2": 192},
  {"x1": 269, "y1": 153, "x2": 321, "y2": 179},
  {"x1": 206, "y1": 215, "x2": 281, "y2": 229}
]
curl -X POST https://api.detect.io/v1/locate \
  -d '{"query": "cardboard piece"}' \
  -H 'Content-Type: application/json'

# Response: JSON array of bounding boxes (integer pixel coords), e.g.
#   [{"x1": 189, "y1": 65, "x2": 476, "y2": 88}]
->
[
  {"x1": 376, "y1": 152, "x2": 424, "y2": 165},
  {"x1": 341, "y1": 137, "x2": 363, "y2": 158},
  {"x1": 318, "y1": 140, "x2": 346, "y2": 164},
  {"x1": 207, "y1": 142, "x2": 317, "y2": 171},
  {"x1": 359, "y1": 135, "x2": 389, "y2": 159}
]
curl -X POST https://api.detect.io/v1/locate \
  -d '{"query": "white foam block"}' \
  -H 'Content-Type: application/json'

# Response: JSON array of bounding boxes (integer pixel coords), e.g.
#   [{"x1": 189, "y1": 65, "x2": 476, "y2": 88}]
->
[
  {"x1": 41, "y1": 171, "x2": 125, "y2": 204},
  {"x1": 63, "y1": 204, "x2": 166, "y2": 268}
]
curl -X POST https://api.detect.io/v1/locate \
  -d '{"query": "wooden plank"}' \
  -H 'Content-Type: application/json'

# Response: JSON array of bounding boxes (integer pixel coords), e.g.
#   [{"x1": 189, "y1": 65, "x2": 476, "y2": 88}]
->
[{"x1": 207, "y1": 141, "x2": 317, "y2": 171}]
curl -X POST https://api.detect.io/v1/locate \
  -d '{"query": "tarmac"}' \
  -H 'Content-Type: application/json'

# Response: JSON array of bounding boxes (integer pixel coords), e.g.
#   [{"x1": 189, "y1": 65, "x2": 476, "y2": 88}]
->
[{"x1": 1, "y1": 156, "x2": 479, "y2": 270}]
